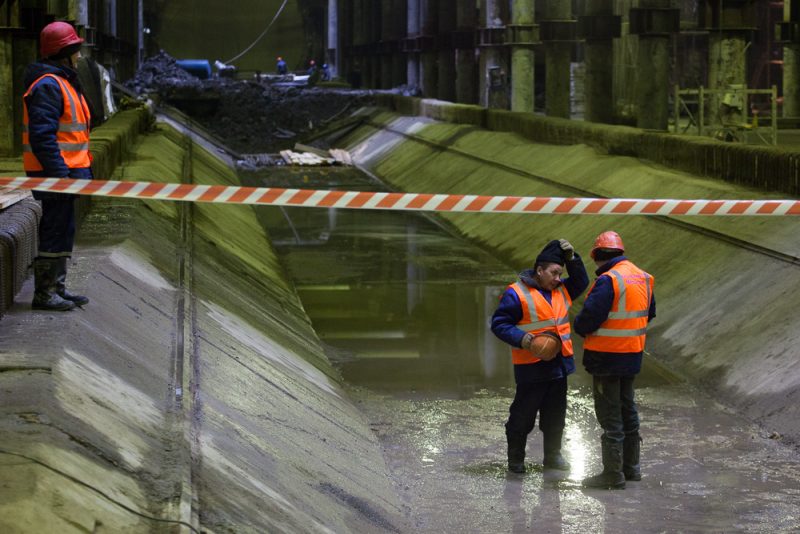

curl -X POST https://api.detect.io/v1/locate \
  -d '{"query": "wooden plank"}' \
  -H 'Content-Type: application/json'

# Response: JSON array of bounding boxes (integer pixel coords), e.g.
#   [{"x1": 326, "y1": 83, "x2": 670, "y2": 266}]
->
[
  {"x1": 329, "y1": 149, "x2": 352, "y2": 166},
  {"x1": 0, "y1": 187, "x2": 31, "y2": 210},
  {"x1": 279, "y1": 150, "x2": 294, "y2": 165},
  {"x1": 293, "y1": 143, "x2": 331, "y2": 159}
]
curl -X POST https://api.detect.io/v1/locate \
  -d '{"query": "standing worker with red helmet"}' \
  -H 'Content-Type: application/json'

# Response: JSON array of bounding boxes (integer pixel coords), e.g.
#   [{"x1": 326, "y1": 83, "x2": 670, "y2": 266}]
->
[
  {"x1": 575, "y1": 231, "x2": 656, "y2": 489},
  {"x1": 491, "y1": 239, "x2": 588, "y2": 473},
  {"x1": 22, "y1": 21, "x2": 92, "y2": 311}
]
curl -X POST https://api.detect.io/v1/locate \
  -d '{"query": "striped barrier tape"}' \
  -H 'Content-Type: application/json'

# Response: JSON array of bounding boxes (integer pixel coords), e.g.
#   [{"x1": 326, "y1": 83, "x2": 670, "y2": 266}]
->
[{"x1": 2, "y1": 176, "x2": 799, "y2": 216}]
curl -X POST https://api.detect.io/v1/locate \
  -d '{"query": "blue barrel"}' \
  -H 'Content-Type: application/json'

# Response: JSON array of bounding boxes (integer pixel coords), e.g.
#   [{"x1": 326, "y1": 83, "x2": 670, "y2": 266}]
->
[{"x1": 176, "y1": 59, "x2": 212, "y2": 80}]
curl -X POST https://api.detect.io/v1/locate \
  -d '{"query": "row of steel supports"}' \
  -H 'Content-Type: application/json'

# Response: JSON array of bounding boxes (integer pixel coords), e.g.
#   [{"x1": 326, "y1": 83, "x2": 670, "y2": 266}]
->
[
  {"x1": 327, "y1": 0, "x2": 800, "y2": 130},
  {"x1": 331, "y1": 0, "x2": 682, "y2": 124}
]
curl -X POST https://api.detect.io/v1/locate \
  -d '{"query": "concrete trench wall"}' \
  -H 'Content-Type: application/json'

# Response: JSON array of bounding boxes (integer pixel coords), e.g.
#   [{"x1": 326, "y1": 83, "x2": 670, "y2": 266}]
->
[
  {"x1": 0, "y1": 110, "x2": 406, "y2": 532},
  {"x1": 378, "y1": 94, "x2": 800, "y2": 196},
  {"x1": 4, "y1": 98, "x2": 800, "y2": 530},
  {"x1": 338, "y1": 108, "x2": 800, "y2": 448}
]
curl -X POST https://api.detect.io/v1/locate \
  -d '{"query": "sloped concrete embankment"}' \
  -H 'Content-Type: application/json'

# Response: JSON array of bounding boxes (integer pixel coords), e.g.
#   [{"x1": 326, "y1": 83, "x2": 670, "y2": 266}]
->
[
  {"x1": 379, "y1": 94, "x2": 800, "y2": 196},
  {"x1": 338, "y1": 107, "x2": 800, "y2": 447},
  {"x1": 0, "y1": 110, "x2": 406, "y2": 532}
]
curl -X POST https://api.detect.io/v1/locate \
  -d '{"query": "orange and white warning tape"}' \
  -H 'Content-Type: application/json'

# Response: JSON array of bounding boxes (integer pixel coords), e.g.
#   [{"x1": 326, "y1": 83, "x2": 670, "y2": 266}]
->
[{"x1": 2, "y1": 176, "x2": 799, "y2": 216}]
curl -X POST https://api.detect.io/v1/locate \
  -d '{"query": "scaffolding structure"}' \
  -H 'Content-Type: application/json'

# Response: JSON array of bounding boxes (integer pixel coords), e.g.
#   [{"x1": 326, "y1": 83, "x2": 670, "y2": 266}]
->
[{"x1": 673, "y1": 85, "x2": 778, "y2": 145}]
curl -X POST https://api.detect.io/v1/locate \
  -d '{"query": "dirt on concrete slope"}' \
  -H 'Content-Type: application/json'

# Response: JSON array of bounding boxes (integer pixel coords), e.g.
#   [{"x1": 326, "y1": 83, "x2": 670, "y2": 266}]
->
[{"x1": 124, "y1": 51, "x2": 375, "y2": 154}]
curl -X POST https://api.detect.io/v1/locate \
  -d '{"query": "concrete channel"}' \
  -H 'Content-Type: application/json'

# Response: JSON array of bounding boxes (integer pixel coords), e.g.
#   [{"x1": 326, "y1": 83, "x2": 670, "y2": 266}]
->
[{"x1": 1, "y1": 103, "x2": 800, "y2": 532}]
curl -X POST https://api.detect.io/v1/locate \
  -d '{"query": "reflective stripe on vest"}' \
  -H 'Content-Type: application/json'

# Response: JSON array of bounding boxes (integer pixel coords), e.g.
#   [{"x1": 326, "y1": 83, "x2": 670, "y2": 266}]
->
[
  {"x1": 22, "y1": 74, "x2": 91, "y2": 172},
  {"x1": 584, "y1": 261, "x2": 654, "y2": 353},
  {"x1": 509, "y1": 282, "x2": 574, "y2": 365}
]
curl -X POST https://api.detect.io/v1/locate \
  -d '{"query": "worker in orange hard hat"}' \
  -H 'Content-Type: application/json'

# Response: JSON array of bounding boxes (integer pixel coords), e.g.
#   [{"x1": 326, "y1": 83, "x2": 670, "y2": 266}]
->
[
  {"x1": 491, "y1": 238, "x2": 588, "y2": 473},
  {"x1": 276, "y1": 56, "x2": 287, "y2": 75},
  {"x1": 22, "y1": 21, "x2": 92, "y2": 311},
  {"x1": 575, "y1": 231, "x2": 656, "y2": 489}
]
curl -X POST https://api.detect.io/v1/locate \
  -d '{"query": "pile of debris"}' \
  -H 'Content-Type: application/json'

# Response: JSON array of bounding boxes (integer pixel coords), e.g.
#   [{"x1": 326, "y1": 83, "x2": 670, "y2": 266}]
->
[
  {"x1": 278, "y1": 144, "x2": 352, "y2": 166},
  {"x1": 124, "y1": 51, "x2": 204, "y2": 94},
  {"x1": 236, "y1": 144, "x2": 352, "y2": 170},
  {"x1": 123, "y1": 51, "x2": 375, "y2": 155}
]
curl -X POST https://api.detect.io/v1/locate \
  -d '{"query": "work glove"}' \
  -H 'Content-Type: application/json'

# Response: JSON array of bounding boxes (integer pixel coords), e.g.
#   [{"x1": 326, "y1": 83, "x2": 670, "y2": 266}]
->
[
  {"x1": 520, "y1": 333, "x2": 534, "y2": 349},
  {"x1": 559, "y1": 238, "x2": 575, "y2": 261},
  {"x1": 523, "y1": 333, "x2": 559, "y2": 361}
]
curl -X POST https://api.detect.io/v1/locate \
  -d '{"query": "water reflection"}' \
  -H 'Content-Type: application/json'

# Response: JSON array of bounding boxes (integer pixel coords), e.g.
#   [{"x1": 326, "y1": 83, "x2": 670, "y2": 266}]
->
[
  {"x1": 249, "y1": 168, "x2": 513, "y2": 392},
  {"x1": 251, "y1": 168, "x2": 678, "y2": 394}
]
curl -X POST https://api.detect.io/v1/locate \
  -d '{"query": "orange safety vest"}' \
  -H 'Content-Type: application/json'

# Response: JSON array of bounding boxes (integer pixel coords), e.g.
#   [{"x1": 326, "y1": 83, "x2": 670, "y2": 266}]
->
[
  {"x1": 509, "y1": 282, "x2": 574, "y2": 365},
  {"x1": 584, "y1": 260, "x2": 654, "y2": 353},
  {"x1": 22, "y1": 73, "x2": 91, "y2": 172}
]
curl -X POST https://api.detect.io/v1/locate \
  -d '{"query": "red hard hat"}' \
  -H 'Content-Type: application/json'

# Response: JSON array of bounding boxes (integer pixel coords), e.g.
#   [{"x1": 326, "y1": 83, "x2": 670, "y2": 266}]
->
[
  {"x1": 590, "y1": 231, "x2": 625, "y2": 259},
  {"x1": 40, "y1": 21, "x2": 84, "y2": 58}
]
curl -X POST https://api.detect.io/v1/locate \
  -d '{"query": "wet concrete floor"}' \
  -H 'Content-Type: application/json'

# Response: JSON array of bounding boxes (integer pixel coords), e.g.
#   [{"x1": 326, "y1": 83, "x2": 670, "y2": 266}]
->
[{"x1": 247, "y1": 167, "x2": 800, "y2": 533}]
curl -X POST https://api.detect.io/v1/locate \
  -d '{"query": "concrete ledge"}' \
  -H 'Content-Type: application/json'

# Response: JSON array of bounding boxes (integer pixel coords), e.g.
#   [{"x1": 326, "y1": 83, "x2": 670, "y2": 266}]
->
[
  {"x1": 377, "y1": 94, "x2": 800, "y2": 196},
  {"x1": 88, "y1": 108, "x2": 152, "y2": 181},
  {"x1": 0, "y1": 197, "x2": 40, "y2": 316}
]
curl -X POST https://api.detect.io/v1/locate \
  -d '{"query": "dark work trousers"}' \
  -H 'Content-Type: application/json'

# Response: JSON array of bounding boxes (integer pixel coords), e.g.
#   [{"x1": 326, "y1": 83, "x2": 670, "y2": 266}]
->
[
  {"x1": 33, "y1": 191, "x2": 77, "y2": 257},
  {"x1": 505, "y1": 377, "x2": 567, "y2": 439},
  {"x1": 592, "y1": 375, "x2": 639, "y2": 446}
]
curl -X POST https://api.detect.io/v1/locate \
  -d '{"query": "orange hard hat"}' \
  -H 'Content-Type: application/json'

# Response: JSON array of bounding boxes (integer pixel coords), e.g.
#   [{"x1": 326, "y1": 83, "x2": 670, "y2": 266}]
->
[
  {"x1": 530, "y1": 331, "x2": 562, "y2": 361},
  {"x1": 40, "y1": 21, "x2": 84, "y2": 58},
  {"x1": 590, "y1": 231, "x2": 625, "y2": 259}
]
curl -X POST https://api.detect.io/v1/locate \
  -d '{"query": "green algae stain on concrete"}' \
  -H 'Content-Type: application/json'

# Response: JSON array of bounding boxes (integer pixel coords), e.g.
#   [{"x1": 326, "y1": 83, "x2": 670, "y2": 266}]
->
[
  {"x1": 116, "y1": 119, "x2": 407, "y2": 532},
  {"x1": 3, "y1": 108, "x2": 408, "y2": 532}
]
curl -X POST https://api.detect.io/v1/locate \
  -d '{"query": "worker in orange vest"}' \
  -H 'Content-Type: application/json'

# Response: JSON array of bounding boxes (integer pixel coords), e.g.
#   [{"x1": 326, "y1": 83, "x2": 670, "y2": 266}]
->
[
  {"x1": 491, "y1": 239, "x2": 588, "y2": 473},
  {"x1": 22, "y1": 22, "x2": 92, "y2": 311},
  {"x1": 575, "y1": 231, "x2": 656, "y2": 489}
]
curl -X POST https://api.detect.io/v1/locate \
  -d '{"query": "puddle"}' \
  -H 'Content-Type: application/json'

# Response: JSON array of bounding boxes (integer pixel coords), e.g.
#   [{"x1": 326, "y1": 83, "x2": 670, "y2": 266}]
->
[{"x1": 246, "y1": 167, "x2": 516, "y2": 393}]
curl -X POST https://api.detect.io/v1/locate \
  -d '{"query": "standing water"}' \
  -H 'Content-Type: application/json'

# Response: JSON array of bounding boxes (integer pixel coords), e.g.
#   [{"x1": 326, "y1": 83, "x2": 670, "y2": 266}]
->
[
  {"x1": 242, "y1": 166, "x2": 800, "y2": 533},
  {"x1": 247, "y1": 166, "x2": 515, "y2": 393}
]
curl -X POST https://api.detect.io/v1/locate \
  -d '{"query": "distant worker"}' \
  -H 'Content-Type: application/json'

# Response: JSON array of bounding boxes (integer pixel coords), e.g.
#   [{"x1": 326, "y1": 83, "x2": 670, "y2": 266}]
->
[
  {"x1": 492, "y1": 239, "x2": 588, "y2": 473},
  {"x1": 307, "y1": 60, "x2": 321, "y2": 86},
  {"x1": 22, "y1": 21, "x2": 92, "y2": 311},
  {"x1": 321, "y1": 63, "x2": 331, "y2": 81},
  {"x1": 575, "y1": 231, "x2": 656, "y2": 489},
  {"x1": 276, "y1": 56, "x2": 287, "y2": 75}
]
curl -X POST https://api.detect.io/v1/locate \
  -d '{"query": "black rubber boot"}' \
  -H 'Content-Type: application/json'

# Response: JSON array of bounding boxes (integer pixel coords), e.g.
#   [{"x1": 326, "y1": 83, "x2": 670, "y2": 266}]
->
[
  {"x1": 623, "y1": 432, "x2": 642, "y2": 481},
  {"x1": 542, "y1": 430, "x2": 570, "y2": 471},
  {"x1": 582, "y1": 441, "x2": 626, "y2": 489},
  {"x1": 506, "y1": 431, "x2": 526, "y2": 473},
  {"x1": 32, "y1": 258, "x2": 76, "y2": 311},
  {"x1": 54, "y1": 257, "x2": 89, "y2": 306}
]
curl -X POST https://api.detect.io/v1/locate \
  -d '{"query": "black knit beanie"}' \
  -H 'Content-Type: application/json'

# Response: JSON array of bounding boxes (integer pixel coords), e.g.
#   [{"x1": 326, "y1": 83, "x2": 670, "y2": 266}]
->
[{"x1": 535, "y1": 240, "x2": 565, "y2": 266}]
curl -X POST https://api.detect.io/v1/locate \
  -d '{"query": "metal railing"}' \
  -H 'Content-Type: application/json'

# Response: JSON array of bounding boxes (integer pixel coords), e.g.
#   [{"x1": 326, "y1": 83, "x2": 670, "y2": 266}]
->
[{"x1": 672, "y1": 85, "x2": 777, "y2": 145}]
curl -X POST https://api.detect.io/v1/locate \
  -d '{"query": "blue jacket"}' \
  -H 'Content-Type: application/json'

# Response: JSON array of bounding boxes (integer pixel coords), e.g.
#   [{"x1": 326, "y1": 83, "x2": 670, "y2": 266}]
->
[
  {"x1": 23, "y1": 61, "x2": 92, "y2": 181},
  {"x1": 574, "y1": 256, "x2": 657, "y2": 376},
  {"x1": 491, "y1": 254, "x2": 589, "y2": 383}
]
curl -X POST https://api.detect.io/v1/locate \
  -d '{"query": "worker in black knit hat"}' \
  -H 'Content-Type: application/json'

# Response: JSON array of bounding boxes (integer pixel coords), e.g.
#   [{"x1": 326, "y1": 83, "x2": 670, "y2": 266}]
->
[{"x1": 491, "y1": 239, "x2": 589, "y2": 473}]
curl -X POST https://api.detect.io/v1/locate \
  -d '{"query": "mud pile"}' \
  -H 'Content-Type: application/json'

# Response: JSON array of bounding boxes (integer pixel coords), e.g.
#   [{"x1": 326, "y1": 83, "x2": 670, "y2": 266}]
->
[
  {"x1": 124, "y1": 50, "x2": 203, "y2": 93},
  {"x1": 124, "y1": 52, "x2": 375, "y2": 154}
]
